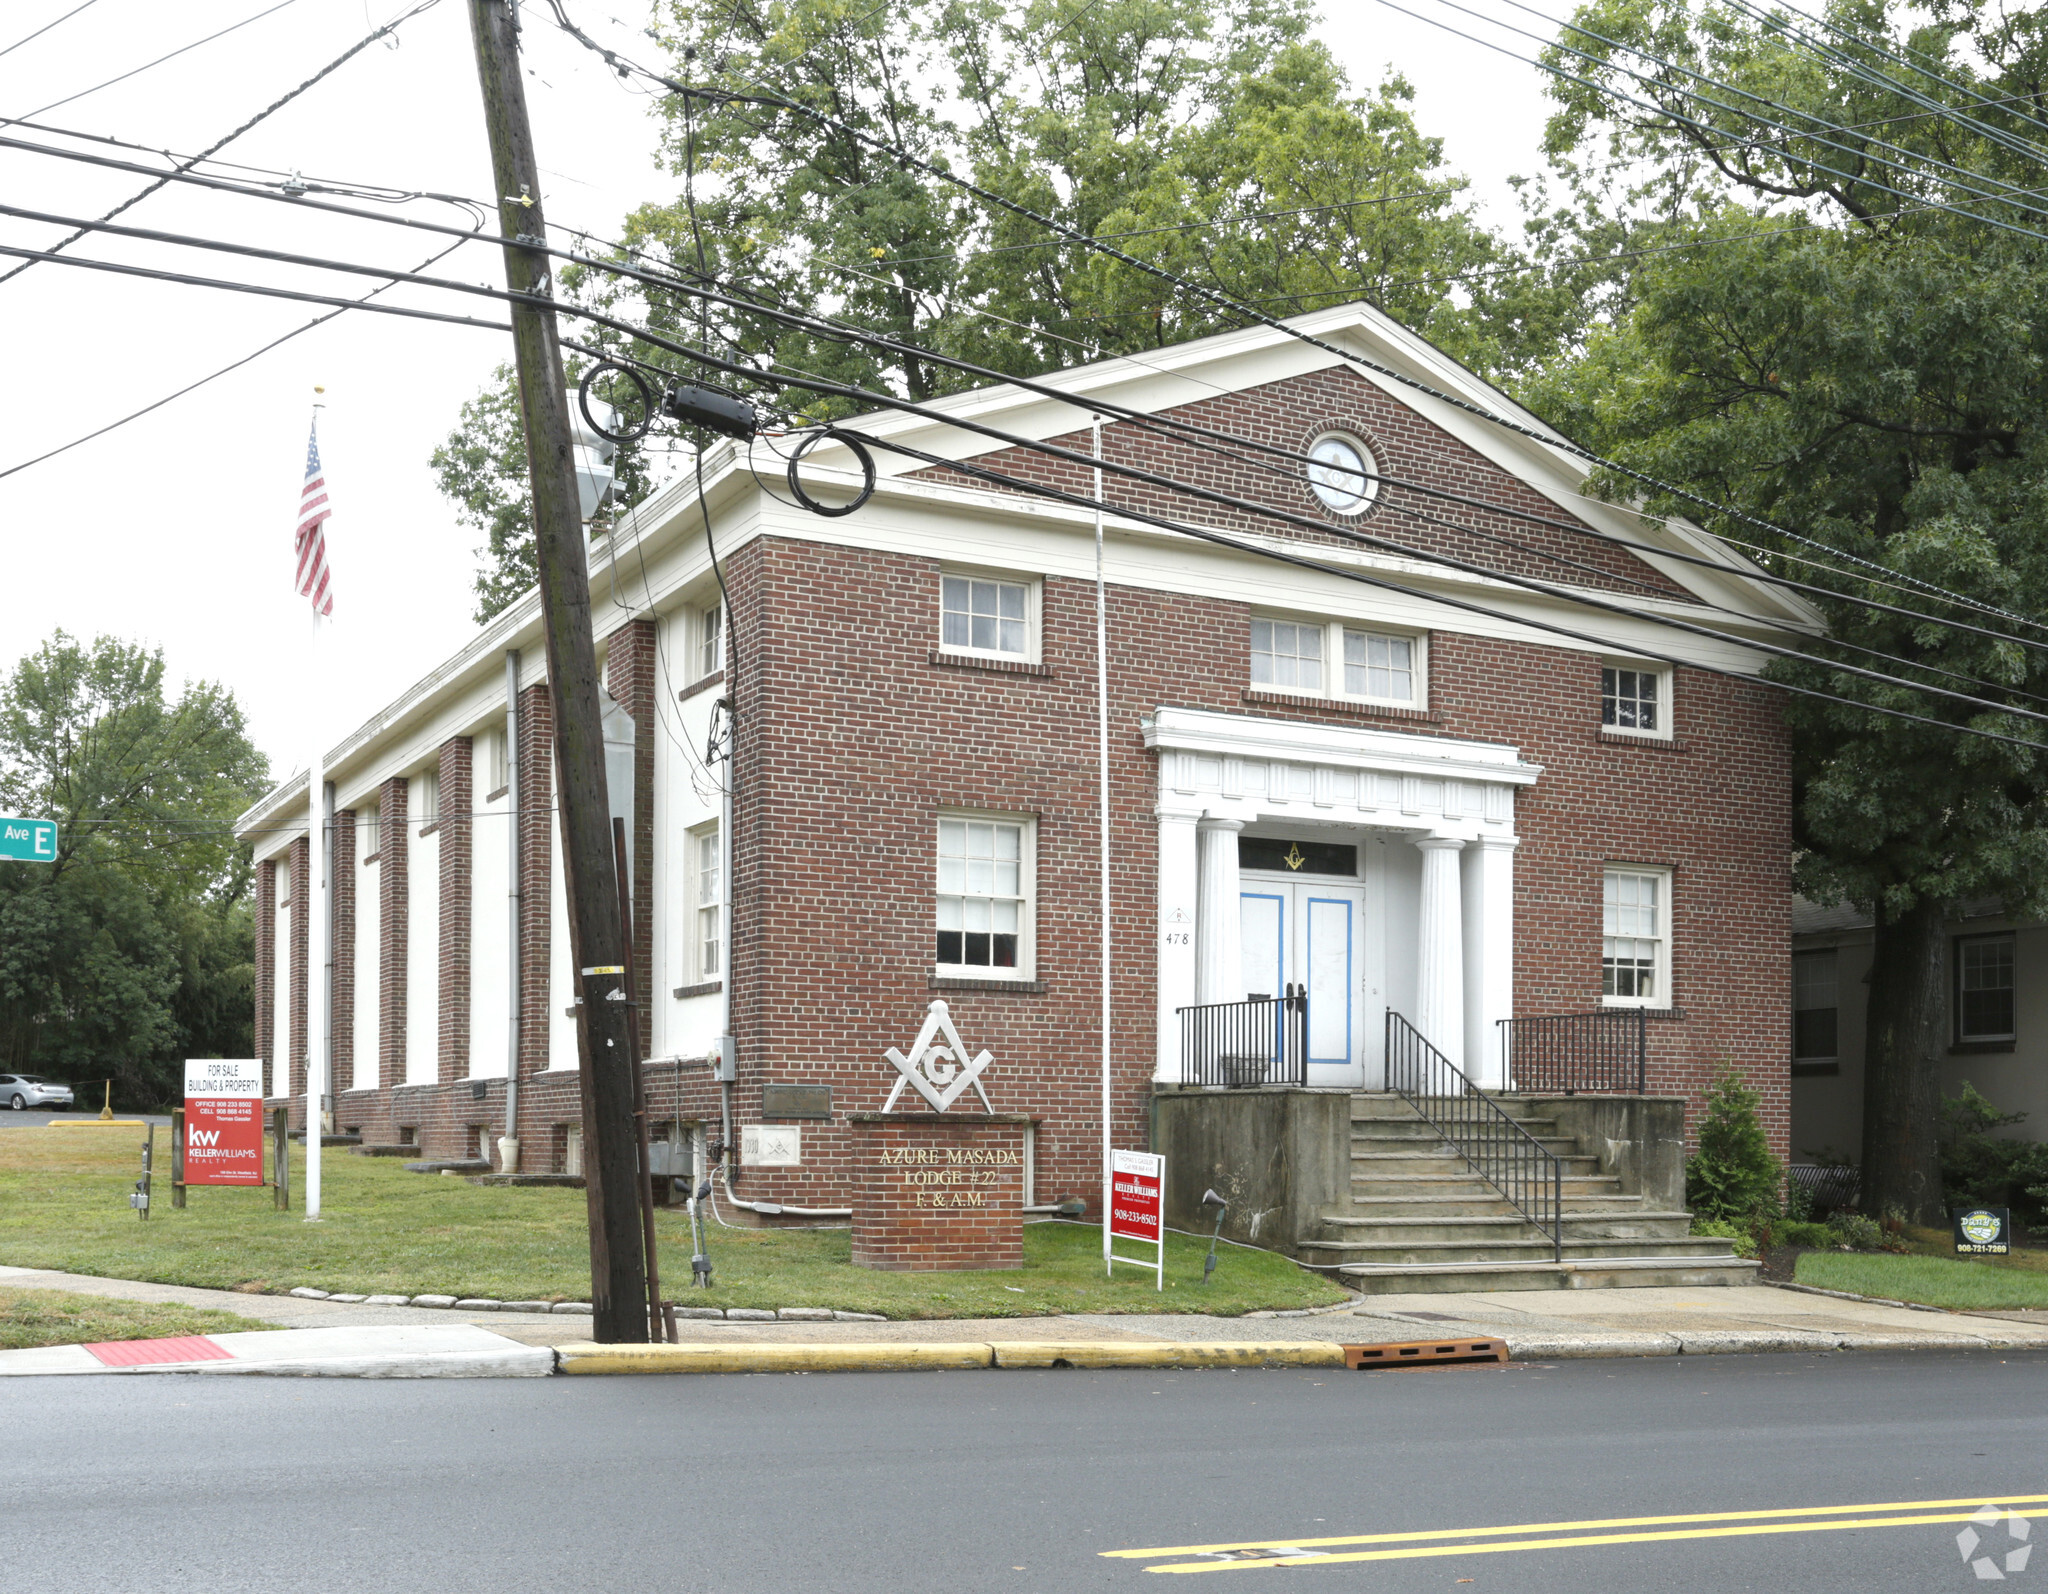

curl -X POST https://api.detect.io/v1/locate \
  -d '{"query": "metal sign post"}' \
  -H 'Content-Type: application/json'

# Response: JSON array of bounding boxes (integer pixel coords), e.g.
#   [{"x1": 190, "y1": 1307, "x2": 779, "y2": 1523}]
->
[{"x1": 1108, "y1": 1148, "x2": 1165, "y2": 1290}]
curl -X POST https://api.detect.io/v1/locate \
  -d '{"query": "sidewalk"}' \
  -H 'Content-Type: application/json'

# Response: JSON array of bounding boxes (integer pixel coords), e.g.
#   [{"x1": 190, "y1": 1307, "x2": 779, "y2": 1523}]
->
[{"x1": 5, "y1": 1265, "x2": 2046, "y2": 1375}]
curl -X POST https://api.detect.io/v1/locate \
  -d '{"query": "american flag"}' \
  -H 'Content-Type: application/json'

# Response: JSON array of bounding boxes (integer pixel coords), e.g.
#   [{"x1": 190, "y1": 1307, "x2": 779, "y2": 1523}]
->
[{"x1": 295, "y1": 420, "x2": 334, "y2": 617}]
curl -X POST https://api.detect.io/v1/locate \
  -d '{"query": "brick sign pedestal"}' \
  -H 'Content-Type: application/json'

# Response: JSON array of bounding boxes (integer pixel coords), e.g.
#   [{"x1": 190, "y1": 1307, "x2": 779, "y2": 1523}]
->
[{"x1": 848, "y1": 1112, "x2": 1033, "y2": 1271}]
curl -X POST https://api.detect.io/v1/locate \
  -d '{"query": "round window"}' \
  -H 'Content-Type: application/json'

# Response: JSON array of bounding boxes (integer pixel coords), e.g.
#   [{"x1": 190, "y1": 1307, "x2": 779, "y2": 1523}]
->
[{"x1": 1307, "y1": 434, "x2": 1375, "y2": 515}]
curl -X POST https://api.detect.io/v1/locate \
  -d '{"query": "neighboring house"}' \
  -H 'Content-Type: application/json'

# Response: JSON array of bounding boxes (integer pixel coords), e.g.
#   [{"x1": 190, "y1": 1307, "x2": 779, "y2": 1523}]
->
[
  {"x1": 1791, "y1": 899, "x2": 2047, "y2": 1162},
  {"x1": 236, "y1": 302, "x2": 1811, "y2": 1281}
]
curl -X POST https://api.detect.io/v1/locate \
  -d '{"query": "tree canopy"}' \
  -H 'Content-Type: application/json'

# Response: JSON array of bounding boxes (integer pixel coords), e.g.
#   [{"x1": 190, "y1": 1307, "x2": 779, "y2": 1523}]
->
[
  {"x1": 1526, "y1": 0, "x2": 2048, "y2": 1217},
  {"x1": 0, "y1": 633, "x2": 268, "y2": 1108}
]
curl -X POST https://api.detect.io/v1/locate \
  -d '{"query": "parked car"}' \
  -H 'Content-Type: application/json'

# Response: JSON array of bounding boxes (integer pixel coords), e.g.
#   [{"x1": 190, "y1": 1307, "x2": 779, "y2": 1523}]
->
[{"x1": 0, "y1": 1075, "x2": 74, "y2": 1110}]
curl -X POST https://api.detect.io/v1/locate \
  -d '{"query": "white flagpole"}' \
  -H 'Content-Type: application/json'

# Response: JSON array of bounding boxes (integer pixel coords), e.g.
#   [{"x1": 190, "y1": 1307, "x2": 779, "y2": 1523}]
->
[
  {"x1": 306, "y1": 604, "x2": 326, "y2": 1222},
  {"x1": 305, "y1": 394, "x2": 328, "y2": 1223}
]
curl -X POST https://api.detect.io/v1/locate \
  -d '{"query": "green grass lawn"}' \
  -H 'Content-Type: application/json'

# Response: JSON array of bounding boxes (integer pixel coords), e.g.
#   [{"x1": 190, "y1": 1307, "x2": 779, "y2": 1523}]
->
[
  {"x1": 0, "y1": 1288, "x2": 273, "y2": 1351},
  {"x1": 1794, "y1": 1249, "x2": 2048, "y2": 1311},
  {"x1": 0, "y1": 1127, "x2": 1345, "y2": 1319}
]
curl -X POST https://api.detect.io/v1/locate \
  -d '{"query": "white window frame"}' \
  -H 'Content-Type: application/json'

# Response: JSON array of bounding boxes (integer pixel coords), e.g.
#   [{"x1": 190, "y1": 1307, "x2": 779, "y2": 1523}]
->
[
  {"x1": 1601, "y1": 660, "x2": 1673, "y2": 741},
  {"x1": 692, "y1": 602, "x2": 724, "y2": 684},
  {"x1": 938, "y1": 568, "x2": 1041, "y2": 665},
  {"x1": 360, "y1": 803, "x2": 380, "y2": 861},
  {"x1": 1250, "y1": 614, "x2": 1426, "y2": 710},
  {"x1": 481, "y1": 729, "x2": 508, "y2": 796},
  {"x1": 1601, "y1": 865, "x2": 1672, "y2": 1009},
  {"x1": 934, "y1": 811, "x2": 1036, "y2": 980},
  {"x1": 689, "y1": 820, "x2": 722, "y2": 983},
  {"x1": 415, "y1": 767, "x2": 440, "y2": 830}
]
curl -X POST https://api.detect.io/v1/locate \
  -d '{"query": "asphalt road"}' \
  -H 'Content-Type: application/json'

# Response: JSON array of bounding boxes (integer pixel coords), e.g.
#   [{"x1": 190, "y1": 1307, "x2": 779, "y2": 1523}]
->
[{"x1": 5, "y1": 1350, "x2": 2044, "y2": 1593}]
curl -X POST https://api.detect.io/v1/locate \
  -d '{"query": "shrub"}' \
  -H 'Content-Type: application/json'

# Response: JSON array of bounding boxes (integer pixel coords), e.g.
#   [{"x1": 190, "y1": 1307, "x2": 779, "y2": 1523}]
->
[
  {"x1": 1827, "y1": 1211, "x2": 1884, "y2": 1251},
  {"x1": 1779, "y1": 1220, "x2": 1833, "y2": 1248},
  {"x1": 1689, "y1": 1216, "x2": 1757, "y2": 1260},
  {"x1": 1939, "y1": 1083, "x2": 2048, "y2": 1226},
  {"x1": 1686, "y1": 1066, "x2": 1784, "y2": 1221}
]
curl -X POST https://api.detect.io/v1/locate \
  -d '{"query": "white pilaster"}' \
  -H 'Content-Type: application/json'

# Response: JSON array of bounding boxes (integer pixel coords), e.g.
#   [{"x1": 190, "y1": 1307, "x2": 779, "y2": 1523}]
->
[
  {"x1": 1195, "y1": 817, "x2": 1245, "y2": 1006},
  {"x1": 1414, "y1": 836, "x2": 1466, "y2": 1071},
  {"x1": 1155, "y1": 810, "x2": 1201, "y2": 1082},
  {"x1": 1462, "y1": 835, "x2": 1518, "y2": 1088}
]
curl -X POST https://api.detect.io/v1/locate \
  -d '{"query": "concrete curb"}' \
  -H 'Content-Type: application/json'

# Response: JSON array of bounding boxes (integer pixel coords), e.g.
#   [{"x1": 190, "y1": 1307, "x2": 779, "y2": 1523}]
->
[{"x1": 553, "y1": 1340, "x2": 1353, "y2": 1374}]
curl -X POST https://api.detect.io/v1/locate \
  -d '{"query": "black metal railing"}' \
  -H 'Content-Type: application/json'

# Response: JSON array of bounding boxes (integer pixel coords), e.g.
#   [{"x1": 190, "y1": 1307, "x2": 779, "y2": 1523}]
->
[
  {"x1": 1386, "y1": 1011, "x2": 1562, "y2": 1261},
  {"x1": 1177, "y1": 985, "x2": 1308, "y2": 1088},
  {"x1": 1789, "y1": 1163, "x2": 1860, "y2": 1217},
  {"x1": 1498, "y1": 1009, "x2": 1647, "y2": 1095}
]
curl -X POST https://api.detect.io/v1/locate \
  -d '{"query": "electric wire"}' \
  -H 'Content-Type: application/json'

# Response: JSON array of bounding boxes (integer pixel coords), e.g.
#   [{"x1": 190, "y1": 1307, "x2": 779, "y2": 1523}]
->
[
  {"x1": 10, "y1": 0, "x2": 305, "y2": 122},
  {"x1": 0, "y1": 1, "x2": 99, "y2": 62},
  {"x1": 9, "y1": 151, "x2": 2044, "y2": 728},
  {"x1": 11, "y1": 98, "x2": 2043, "y2": 655},
  {"x1": 0, "y1": 233, "x2": 477, "y2": 481},
  {"x1": 539, "y1": 4, "x2": 2042, "y2": 632},
  {"x1": 0, "y1": 0, "x2": 442, "y2": 288}
]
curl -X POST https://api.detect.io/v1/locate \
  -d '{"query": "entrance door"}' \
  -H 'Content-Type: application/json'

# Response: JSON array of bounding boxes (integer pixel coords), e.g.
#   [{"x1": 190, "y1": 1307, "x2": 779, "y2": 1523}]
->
[{"x1": 1240, "y1": 879, "x2": 1366, "y2": 1083}]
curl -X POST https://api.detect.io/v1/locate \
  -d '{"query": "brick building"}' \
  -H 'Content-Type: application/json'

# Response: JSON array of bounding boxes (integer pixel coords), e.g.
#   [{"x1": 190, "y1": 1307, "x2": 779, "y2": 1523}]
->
[{"x1": 237, "y1": 304, "x2": 1806, "y2": 1275}]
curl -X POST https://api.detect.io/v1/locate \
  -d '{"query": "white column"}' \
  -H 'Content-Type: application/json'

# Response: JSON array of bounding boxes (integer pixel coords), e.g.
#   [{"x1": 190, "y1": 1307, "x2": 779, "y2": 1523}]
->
[
  {"x1": 1462, "y1": 835, "x2": 1518, "y2": 1088},
  {"x1": 1195, "y1": 817, "x2": 1245, "y2": 1006},
  {"x1": 1154, "y1": 810, "x2": 1201, "y2": 1082},
  {"x1": 1413, "y1": 836, "x2": 1466, "y2": 1071}
]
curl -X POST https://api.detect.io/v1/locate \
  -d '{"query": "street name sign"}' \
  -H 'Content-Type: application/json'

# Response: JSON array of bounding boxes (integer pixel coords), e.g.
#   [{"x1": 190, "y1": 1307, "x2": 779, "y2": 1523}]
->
[
  {"x1": 183, "y1": 1059, "x2": 266, "y2": 1186},
  {"x1": 0, "y1": 818, "x2": 56, "y2": 861},
  {"x1": 1108, "y1": 1148, "x2": 1165, "y2": 1289}
]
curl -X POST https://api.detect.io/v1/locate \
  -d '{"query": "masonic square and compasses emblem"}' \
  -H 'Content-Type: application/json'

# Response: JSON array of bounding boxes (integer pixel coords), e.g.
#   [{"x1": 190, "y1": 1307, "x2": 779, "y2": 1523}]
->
[{"x1": 882, "y1": 999, "x2": 995, "y2": 1113}]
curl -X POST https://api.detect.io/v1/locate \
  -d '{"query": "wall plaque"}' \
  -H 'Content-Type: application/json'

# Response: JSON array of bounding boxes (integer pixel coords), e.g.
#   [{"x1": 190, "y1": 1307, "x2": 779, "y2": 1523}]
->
[{"x1": 762, "y1": 1083, "x2": 832, "y2": 1120}]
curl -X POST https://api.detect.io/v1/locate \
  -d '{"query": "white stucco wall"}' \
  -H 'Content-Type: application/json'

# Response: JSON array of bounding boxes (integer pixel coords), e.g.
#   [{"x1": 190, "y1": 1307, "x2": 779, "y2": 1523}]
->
[
  {"x1": 353, "y1": 822, "x2": 379, "y2": 1090},
  {"x1": 406, "y1": 824, "x2": 439, "y2": 1085},
  {"x1": 470, "y1": 779, "x2": 511, "y2": 1079}
]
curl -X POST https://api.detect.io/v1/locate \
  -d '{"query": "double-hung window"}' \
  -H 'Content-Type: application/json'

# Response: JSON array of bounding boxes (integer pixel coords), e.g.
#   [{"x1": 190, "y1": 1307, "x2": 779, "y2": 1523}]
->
[
  {"x1": 695, "y1": 604, "x2": 723, "y2": 682},
  {"x1": 1252, "y1": 616, "x2": 1423, "y2": 708},
  {"x1": 1955, "y1": 933, "x2": 2016, "y2": 1045},
  {"x1": 941, "y1": 575, "x2": 1032, "y2": 660},
  {"x1": 693, "y1": 824, "x2": 722, "y2": 981},
  {"x1": 936, "y1": 816, "x2": 1031, "y2": 976},
  {"x1": 1602, "y1": 866, "x2": 1671, "y2": 1006},
  {"x1": 1602, "y1": 664, "x2": 1671, "y2": 738},
  {"x1": 415, "y1": 768, "x2": 439, "y2": 830},
  {"x1": 1792, "y1": 949, "x2": 1839, "y2": 1070}
]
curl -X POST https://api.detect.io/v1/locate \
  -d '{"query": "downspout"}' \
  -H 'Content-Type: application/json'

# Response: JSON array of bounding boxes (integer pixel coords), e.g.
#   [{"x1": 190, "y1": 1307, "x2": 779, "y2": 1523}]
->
[{"x1": 500, "y1": 647, "x2": 522, "y2": 1171}]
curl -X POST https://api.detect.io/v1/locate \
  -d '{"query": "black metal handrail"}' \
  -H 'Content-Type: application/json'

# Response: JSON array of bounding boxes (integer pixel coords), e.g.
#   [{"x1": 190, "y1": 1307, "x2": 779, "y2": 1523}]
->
[
  {"x1": 1177, "y1": 985, "x2": 1308, "y2": 1087},
  {"x1": 1386, "y1": 1011, "x2": 1562, "y2": 1261},
  {"x1": 1498, "y1": 1009, "x2": 1647, "y2": 1095}
]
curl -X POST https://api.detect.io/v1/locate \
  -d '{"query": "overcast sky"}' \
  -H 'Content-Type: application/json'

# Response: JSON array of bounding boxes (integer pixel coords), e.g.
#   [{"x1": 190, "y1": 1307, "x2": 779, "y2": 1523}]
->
[{"x1": 0, "y1": 0, "x2": 1557, "y2": 784}]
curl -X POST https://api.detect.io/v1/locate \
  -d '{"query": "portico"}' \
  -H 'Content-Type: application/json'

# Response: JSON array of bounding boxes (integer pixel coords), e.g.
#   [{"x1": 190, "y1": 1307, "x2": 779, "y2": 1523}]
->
[{"x1": 1146, "y1": 706, "x2": 1539, "y2": 1089}]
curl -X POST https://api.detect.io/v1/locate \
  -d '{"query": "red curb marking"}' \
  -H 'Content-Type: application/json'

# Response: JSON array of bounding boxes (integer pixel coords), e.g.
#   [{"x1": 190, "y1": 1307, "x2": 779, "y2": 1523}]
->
[{"x1": 84, "y1": 1335, "x2": 235, "y2": 1367}]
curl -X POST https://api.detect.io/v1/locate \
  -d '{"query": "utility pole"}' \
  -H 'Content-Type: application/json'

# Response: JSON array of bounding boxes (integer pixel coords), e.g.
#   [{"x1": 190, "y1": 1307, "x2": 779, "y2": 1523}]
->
[{"x1": 467, "y1": 0, "x2": 647, "y2": 1343}]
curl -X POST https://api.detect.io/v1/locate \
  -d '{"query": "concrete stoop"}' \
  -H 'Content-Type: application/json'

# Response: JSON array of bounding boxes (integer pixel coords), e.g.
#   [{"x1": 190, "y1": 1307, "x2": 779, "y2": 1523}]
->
[{"x1": 1304, "y1": 1094, "x2": 1755, "y2": 1294}]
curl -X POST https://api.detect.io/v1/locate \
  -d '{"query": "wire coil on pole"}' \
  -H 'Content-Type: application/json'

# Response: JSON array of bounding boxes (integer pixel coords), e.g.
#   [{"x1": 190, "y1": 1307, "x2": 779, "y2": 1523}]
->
[{"x1": 577, "y1": 358, "x2": 656, "y2": 442}]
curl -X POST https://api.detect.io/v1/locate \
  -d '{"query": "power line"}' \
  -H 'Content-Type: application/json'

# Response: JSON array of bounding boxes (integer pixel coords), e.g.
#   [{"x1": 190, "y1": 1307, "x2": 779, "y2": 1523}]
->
[
  {"x1": 539, "y1": 6, "x2": 2041, "y2": 636},
  {"x1": 0, "y1": 1, "x2": 99, "y2": 62},
  {"x1": 0, "y1": 234, "x2": 477, "y2": 481},
  {"x1": 0, "y1": 0, "x2": 442, "y2": 289},
  {"x1": 12, "y1": 0, "x2": 305, "y2": 122}
]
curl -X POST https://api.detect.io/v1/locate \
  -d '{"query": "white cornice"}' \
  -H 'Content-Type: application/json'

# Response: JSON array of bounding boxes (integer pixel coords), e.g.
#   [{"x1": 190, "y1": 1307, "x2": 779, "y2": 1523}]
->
[{"x1": 1143, "y1": 706, "x2": 1542, "y2": 788}]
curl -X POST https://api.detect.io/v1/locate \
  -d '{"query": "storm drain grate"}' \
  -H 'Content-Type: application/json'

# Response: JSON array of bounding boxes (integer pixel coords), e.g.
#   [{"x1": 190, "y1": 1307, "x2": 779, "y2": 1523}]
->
[{"x1": 1341, "y1": 1338, "x2": 1507, "y2": 1369}]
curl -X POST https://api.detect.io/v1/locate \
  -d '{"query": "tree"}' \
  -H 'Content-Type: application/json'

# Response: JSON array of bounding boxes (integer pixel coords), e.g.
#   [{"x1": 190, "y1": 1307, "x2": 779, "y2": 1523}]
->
[
  {"x1": 442, "y1": 0, "x2": 1572, "y2": 604},
  {"x1": 1526, "y1": 0, "x2": 2048, "y2": 1220},
  {"x1": 0, "y1": 633, "x2": 269, "y2": 1107}
]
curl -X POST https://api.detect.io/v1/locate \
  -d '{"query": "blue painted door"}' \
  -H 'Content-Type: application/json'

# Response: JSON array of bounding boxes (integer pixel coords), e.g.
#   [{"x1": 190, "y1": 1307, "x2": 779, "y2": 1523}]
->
[{"x1": 1240, "y1": 880, "x2": 1365, "y2": 1081}]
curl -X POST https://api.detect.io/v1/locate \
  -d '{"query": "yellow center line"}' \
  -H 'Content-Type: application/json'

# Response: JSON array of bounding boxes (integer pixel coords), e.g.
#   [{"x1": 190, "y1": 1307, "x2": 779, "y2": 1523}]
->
[
  {"x1": 1139, "y1": 1511, "x2": 2015, "y2": 1574},
  {"x1": 1100, "y1": 1492, "x2": 2048, "y2": 1559}
]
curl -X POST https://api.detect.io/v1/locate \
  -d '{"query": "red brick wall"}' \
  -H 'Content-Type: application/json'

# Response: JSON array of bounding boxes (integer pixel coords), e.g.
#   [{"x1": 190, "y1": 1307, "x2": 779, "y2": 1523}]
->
[
  {"x1": 378, "y1": 775, "x2": 409, "y2": 1091},
  {"x1": 437, "y1": 737, "x2": 473, "y2": 1084},
  {"x1": 849, "y1": 1115, "x2": 1026, "y2": 1270},
  {"x1": 918, "y1": 364, "x2": 1692, "y2": 601},
  {"x1": 331, "y1": 809, "x2": 355, "y2": 1094},
  {"x1": 516, "y1": 684, "x2": 554, "y2": 1088}
]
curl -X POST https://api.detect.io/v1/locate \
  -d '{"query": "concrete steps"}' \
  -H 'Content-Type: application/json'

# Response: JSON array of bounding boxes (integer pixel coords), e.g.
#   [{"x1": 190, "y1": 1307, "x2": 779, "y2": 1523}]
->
[{"x1": 1313, "y1": 1093, "x2": 1753, "y2": 1293}]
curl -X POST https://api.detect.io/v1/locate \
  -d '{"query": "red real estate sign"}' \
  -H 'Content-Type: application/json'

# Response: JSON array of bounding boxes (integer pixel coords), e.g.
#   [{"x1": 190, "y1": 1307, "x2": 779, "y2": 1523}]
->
[
  {"x1": 1109, "y1": 1149, "x2": 1163, "y2": 1243},
  {"x1": 183, "y1": 1059, "x2": 265, "y2": 1186}
]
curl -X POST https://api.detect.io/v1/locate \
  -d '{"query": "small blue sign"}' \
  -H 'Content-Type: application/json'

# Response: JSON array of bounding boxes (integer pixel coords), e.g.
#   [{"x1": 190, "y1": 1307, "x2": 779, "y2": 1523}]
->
[{"x1": 0, "y1": 818, "x2": 57, "y2": 862}]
